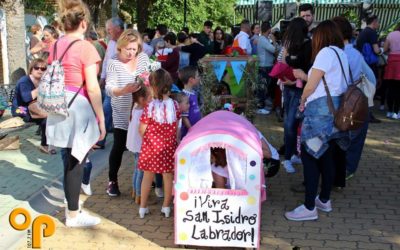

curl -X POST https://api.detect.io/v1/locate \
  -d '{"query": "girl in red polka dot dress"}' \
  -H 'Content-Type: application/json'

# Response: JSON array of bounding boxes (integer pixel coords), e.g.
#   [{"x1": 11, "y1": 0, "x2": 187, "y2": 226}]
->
[{"x1": 138, "y1": 69, "x2": 180, "y2": 219}]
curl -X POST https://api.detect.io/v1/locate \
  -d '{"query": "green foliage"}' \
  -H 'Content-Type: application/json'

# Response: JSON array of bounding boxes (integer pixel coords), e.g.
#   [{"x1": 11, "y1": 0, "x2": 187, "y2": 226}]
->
[
  {"x1": 341, "y1": 9, "x2": 360, "y2": 27},
  {"x1": 147, "y1": 0, "x2": 237, "y2": 32},
  {"x1": 199, "y1": 57, "x2": 258, "y2": 122},
  {"x1": 24, "y1": 0, "x2": 56, "y2": 17}
]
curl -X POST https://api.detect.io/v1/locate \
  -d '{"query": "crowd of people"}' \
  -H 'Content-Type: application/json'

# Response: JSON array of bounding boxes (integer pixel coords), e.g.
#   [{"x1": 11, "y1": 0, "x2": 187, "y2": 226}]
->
[{"x1": 9, "y1": 0, "x2": 400, "y2": 228}]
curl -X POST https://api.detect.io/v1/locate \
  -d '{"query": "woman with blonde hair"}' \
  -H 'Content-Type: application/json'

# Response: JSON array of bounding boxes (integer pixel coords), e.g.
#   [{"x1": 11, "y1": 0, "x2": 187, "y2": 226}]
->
[
  {"x1": 46, "y1": 0, "x2": 105, "y2": 227},
  {"x1": 105, "y1": 29, "x2": 150, "y2": 196}
]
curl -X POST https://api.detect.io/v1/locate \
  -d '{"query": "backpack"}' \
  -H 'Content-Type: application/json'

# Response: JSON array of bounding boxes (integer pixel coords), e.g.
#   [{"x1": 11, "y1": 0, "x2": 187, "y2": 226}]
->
[
  {"x1": 38, "y1": 40, "x2": 80, "y2": 116},
  {"x1": 361, "y1": 43, "x2": 378, "y2": 65},
  {"x1": 322, "y1": 48, "x2": 368, "y2": 131}
]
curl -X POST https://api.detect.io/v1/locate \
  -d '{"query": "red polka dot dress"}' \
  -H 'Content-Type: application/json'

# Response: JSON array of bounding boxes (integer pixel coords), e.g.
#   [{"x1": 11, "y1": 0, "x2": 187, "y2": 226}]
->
[{"x1": 138, "y1": 98, "x2": 180, "y2": 173}]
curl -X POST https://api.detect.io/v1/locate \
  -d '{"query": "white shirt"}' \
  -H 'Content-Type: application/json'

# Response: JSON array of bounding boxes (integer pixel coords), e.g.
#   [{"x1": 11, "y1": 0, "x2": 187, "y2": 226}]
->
[
  {"x1": 101, "y1": 40, "x2": 117, "y2": 80},
  {"x1": 258, "y1": 131, "x2": 279, "y2": 160},
  {"x1": 306, "y1": 46, "x2": 350, "y2": 105},
  {"x1": 126, "y1": 107, "x2": 143, "y2": 153},
  {"x1": 143, "y1": 43, "x2": 154, "y2": 57},
  {"x1": 234, "y1": 31, "x2": 252, "y2": 55}
]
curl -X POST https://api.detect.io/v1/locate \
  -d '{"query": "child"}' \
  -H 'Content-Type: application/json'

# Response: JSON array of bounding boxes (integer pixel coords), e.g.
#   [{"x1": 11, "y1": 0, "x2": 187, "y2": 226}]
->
[
  {"x1": 138, "y1": 69, "x2": 180, "y2": 219},
  {"x1": 126, "y1": 83, "x2": 151, "y2": 205},
  {"x1": 173, "y1": 93, "x2": 190, "y2": 142},
  {"x1": 210, "y1": 147, "x2": 229, "y2": 189},
  {"x1": 179, "y1": 66, "x2": 201, "y2": 138},
  {"x1": 258, "y1": 131, "x2": 281, "y2": 178}
]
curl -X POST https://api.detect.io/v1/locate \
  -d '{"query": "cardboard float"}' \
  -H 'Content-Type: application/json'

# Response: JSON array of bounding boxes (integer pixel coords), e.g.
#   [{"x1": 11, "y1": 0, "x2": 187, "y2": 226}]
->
[{"x1": 174, "y1": 111, "x2": 266, "y2": 249}]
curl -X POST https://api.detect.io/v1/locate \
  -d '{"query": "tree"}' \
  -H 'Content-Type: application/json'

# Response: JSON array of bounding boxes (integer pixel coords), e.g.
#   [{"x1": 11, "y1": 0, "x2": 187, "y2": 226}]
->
[
  {"x1": 1, "y1": 0, "x2": 27, "y2": 84},
  {"x1": 147, "y1": 0, "x2": 237, "y2": 32},
  {"x1": 121, "y1": 0, "x2": 237, "y2": 32}
]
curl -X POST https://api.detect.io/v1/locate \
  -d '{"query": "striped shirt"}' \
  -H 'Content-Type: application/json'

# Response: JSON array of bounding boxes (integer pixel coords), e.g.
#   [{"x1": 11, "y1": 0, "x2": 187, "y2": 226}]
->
[{"x1": 105, "y1": 52, "x2": 150, "y2": 130}]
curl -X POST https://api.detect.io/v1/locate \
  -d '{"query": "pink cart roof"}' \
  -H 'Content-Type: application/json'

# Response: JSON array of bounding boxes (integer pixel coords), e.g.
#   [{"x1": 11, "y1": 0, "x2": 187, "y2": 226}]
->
[{"x1": 176, "y1": 111, "x2": 262, "y2": 157}]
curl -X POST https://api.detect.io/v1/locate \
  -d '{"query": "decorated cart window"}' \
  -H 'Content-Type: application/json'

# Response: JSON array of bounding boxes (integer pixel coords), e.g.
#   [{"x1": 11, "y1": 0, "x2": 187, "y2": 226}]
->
[{"x1": 188, "y1": 147, "x2": 247, "y2": 190}]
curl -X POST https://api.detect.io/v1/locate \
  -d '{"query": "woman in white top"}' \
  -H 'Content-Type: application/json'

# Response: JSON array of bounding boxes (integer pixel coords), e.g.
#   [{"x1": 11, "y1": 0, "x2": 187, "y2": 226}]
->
[
  {"x1": 286, "y1": 20, "x2": 350, "y2": 221},
  {"x1": 105, "y1": 29, "x2": 150, "y2": 196}
]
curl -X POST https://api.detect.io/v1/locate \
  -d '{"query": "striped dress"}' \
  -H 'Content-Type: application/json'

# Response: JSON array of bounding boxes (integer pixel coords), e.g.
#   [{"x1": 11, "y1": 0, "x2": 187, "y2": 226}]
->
[{"x1": 105, "y1": 52, "x2": 150, "y2": 130}]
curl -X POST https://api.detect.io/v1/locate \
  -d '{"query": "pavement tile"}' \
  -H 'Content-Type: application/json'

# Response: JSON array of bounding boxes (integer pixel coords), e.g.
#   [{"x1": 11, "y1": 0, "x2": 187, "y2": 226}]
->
[{"x1": 2, "y1": 109, "x2": 400, "y2": 249}]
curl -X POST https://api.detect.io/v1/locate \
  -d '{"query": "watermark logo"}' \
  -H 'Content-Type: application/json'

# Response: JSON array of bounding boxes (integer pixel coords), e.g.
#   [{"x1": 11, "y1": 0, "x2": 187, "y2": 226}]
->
[{"x1": 9, "y1": 208, "x2": 55, "y2": 248}]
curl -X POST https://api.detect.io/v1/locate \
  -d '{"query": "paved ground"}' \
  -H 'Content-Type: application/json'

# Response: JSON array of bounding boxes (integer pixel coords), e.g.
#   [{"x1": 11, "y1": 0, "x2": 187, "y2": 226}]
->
[{"x1": 1, "y1": 108, "x2": 399, "y2": 250}]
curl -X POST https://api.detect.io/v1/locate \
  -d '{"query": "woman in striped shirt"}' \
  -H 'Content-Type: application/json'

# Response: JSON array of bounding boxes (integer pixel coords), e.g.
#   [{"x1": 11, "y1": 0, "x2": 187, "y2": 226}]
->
[{"x1": 105, "y1": 29, "x2": 150, "y2": 196}]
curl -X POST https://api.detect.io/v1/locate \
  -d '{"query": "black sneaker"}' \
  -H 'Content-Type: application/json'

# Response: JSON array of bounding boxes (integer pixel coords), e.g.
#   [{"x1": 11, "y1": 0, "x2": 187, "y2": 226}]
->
[{"x1": 107, "y1": 181, "x2": 121, "y2": 197}]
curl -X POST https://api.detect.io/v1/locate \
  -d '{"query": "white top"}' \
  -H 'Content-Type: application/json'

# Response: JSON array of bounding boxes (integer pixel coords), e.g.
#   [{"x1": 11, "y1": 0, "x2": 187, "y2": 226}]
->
[
  {"x1": 143, "y1": 43, "x2": 154, "y2": 57},
  {"x1": 306, "y1": 46, "x2": 350, "y2": 105},
  {"x1": 101, "y1": 40, "x2": 117, "y2": 80},
  {"x1": 258, "y1": 131, "x2": 279, "y2": 160},
  {"x1": 105, "y1": 52, "x2": 150, "y2": 130},
  {"x1": 234, "y1": 31, "x2": 252, "y2": 55},
  {"x1": 126, "y1": 106, "x2": 143, "y2": 153},
  {"x1": 211, "y1": 164, "x2": 229, "y2": 178}
]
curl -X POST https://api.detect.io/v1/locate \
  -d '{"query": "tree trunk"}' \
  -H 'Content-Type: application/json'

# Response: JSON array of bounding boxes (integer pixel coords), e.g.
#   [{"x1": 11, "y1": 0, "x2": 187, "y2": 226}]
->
[
  {"x1": 136, "y1": 0, "x2": 151, "y2": 32},
  {"x1": 3, "y1": 0, "x2": 26, "y2": 84}
]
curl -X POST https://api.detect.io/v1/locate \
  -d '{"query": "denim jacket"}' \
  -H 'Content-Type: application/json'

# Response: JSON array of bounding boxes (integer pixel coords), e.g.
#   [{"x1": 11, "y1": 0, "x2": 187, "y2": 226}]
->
[{"x1": 301, "y1": 96, "x2": 350, "y2": 159}]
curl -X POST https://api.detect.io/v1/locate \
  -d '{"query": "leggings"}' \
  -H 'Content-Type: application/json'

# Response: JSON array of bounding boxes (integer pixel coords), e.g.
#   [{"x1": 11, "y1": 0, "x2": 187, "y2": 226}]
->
[
  {"x1": 386, "y1": 80, "x2": 400, "y2": 114},
  {"x1": 108, "y1": 128, "x2": 127, "y2": 182},
  {"x1": 61, "y1": 148, "x2": 85, "y2": 211}
]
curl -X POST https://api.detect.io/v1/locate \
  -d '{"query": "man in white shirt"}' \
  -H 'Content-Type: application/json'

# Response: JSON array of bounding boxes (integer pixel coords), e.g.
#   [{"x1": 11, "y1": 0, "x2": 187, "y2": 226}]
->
[
  {"x1": 95, "y1": 17, "x2": 124, "y2": 149},
  {"x1": 234, "y1": 19, "x2": 252, "y2": 55}
]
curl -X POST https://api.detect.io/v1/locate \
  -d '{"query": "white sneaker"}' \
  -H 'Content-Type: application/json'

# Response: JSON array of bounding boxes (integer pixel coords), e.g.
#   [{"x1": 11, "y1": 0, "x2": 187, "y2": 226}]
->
[
  {"x1": 379, "y1": 105, "x2": 385, "y2": 111},
  {"x1": 256, "y1": 108, "x2": 270, "y2": 115},
  {"x1": 392, "y1": 113, "x2": 399, "y2": 119},
  {"x1": 315, "y1": 196, "x2": 332, "y2": 212},
  {"x1": 155, "y1": 187, "x2": 164, "y2": 198},
  {"x1": 285, "y1": 204, "x2": 318, "y2": 221},
  {"x1": 283, "y1": 160, "x2": 295, "y2": 173},
  {"x1": 65, "y1": 210, "x2": 101, "y2": 227},
  {"x1": 290, "y1": 155, "x2": 302, "y2": 165},
  {"x1": 387, "y1": 112, "x2": 393, "y2": 118},
  {"x1": 81, "y1": 183, "x2": 92, "y2": 196}
]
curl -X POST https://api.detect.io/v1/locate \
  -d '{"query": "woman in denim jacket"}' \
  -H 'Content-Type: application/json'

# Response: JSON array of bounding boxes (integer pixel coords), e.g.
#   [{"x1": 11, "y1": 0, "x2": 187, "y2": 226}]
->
[{"x1": 285, "y1": 20, "x2": 350, "y2": 221}]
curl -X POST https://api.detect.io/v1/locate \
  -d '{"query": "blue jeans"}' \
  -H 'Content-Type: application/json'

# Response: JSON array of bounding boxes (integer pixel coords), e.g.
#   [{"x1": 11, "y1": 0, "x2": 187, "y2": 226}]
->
[
  {"x1": 283, "y1": 87, "x2": 302, "y2": 160},
  {"x1": 346, "y1": 119, "x2": 369, "y2": 174},
  {"x1": 132, "y1": 153, "x2": 143, "y2": 196},
  {"x1": 257, "y1": 67, "x2": 273, "y2": 108},
  {"x1": 97, "y1": 90, "x2": 113, "y2": 147},
  {"x1": 82, "y1": 158, "x2": 92, "y2": 185}
]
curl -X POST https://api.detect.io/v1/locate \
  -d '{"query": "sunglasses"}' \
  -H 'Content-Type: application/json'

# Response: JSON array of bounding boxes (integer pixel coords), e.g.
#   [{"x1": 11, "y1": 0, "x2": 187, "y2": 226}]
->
[{"x1": 34, "y1": 66, "x2": 47, "y2": 71}]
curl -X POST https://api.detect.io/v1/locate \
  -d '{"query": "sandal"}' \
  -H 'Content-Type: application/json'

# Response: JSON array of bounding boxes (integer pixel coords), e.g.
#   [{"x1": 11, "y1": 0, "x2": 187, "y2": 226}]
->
[
  {"x1": 39, "y1": 145, "x2": 50, "y2": 154},
  {"x1": 39, "y1": 145, "x2": 57, "y2": 155}
]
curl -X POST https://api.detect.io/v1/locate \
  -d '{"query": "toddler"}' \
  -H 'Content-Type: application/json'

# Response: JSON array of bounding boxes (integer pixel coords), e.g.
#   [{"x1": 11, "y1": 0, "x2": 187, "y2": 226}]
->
[
  {"x1": 210, "y1": 147, "x2": 229, "y2": 189},
  {"x1": 138, "y1": 69, "x2": 180, "y2": 218},
  {"x1": 126, "y1": 83, "x2": 151, "y2": 204}
]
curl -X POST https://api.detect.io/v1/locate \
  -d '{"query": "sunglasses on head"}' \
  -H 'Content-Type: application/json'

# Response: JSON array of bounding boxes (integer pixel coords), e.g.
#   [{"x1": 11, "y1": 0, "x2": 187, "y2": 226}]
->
[{"x1": 34, "y1": 66, "x2": 47, "y2": 71}]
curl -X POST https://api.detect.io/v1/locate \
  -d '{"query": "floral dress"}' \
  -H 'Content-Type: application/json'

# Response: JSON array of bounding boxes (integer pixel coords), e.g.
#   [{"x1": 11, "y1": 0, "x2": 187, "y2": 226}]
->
[{"x1": 138, "y1": 98, "x2": 180, "y2": 173}]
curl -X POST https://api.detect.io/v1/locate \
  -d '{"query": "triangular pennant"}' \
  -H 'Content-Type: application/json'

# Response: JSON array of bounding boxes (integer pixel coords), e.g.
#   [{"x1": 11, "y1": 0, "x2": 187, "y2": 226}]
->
[
  {"x1": 230, "y1": 61, "x2": 247, "y2": 84},
  {"x1": 211, "y1": 61, "x2": 227, "y2": 82}
]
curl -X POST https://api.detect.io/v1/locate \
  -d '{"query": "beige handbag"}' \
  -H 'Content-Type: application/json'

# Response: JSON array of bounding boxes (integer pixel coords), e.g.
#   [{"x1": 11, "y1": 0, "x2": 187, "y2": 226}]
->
[{"x1": 356, "y1": 74, "x2": 376, "y2": 107}]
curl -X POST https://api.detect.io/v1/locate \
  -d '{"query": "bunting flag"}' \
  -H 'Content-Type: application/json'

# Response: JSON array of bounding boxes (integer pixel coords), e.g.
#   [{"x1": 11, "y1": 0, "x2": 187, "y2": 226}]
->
[
  {"x1": 230, "y1": 61, "x2": 247, "y2": 84},
  {"x1": 211, "y1": 61, "x2": 227, "y2": 82}
]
